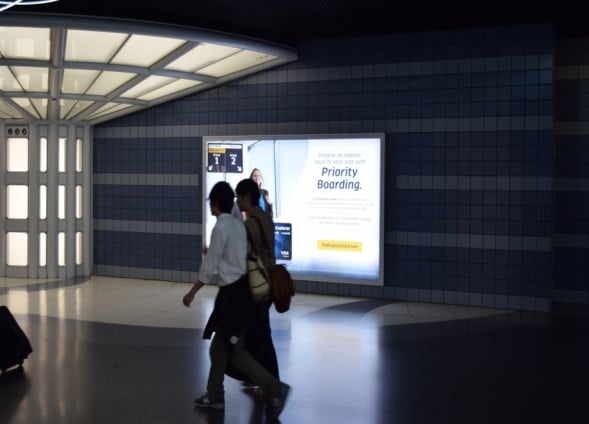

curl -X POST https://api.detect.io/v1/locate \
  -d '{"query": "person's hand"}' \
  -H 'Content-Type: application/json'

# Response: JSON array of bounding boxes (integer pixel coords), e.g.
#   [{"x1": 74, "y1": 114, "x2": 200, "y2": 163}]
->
[
  {"x1": 182, "y1": 281, "x2": 203, "y2": 307},
  {"x1": 183, "y1": 291, "x2": 195, "y2": 307}
]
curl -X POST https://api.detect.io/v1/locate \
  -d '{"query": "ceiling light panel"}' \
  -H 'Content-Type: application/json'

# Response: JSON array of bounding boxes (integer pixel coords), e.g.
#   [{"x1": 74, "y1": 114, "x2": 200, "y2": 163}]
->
[
  {"x1": 137, "y1": 79, "x2": 202, "y2": 101},
  {"x1": 13, "y1": 97, "x2": 41, "y2": 119},
  {"x1": 62, "y1": 69, "x2": 100, "y2": 94},
  {"x1": 65, "y1": 30, "x2": 127, "y2": 63},
  {"x1": 59, "y1": 98, "x2": 80, "y2": 119},
  {"x1": 86, "y1": 102, "x2": 134, "y2": 120},
  {"x1": 0, "y1": 16, "x2": 296, "y2": 124},
  {"x1": 197, "y1": 50, "x2": 277, "y2": 77},
  {"x1": 0, "y1": 101, "x2": 20, "y2": 118},
  {"x1": 85, "y1": 71, "x2": 136, "y2": 96},
  {"x1": 0, "y1": 27, "x2": 50, "y2": 60},
  {"x1": 0, "y1": 66, "x2": 23, "y2": 91},
  {"x1": 12, "y1": 66, "x2": 48, "y2": 91},
  {"x1": 120, "y1": 75, "x2": 174, "y2": 99},
  {"x1": 111, "y1": 34, "x2": 187, "y2": 67},
  {"x1": 30, "y1": 98, "x2": 48, "y2": 119},
  {"x1": 165, "y1": 43, "x2": 240, "y2": 72},
  {"x1": 61, "y1": 99, "x2": 94, "y2": 120}
]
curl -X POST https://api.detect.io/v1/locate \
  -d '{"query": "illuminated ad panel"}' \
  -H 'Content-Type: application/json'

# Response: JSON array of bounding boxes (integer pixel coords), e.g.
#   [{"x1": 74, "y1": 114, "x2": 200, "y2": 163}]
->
[{"x1": 203, "y1": 135, "x2": 384, "y2": 286}]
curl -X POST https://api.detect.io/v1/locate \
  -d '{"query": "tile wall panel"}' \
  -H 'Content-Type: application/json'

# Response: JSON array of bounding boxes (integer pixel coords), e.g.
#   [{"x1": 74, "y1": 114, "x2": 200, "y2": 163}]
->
[
  {"x1": 94, "y1": 25, "x2": 555, "y2": 310},
  {"x1": 554, "y1": 37, "x2": 589, "y2": 304}
]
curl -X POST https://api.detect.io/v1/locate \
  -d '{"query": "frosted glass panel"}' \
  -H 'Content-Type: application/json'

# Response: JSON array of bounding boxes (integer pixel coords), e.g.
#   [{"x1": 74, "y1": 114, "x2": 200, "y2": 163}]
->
[
  {"x1": 58, "y1": 185, "x2": 65, "y2": 219},
  {"x1": 76, "y1": 138, "x2": 83, "y2": 172},
  {"x1": 7, "y1": 185, "x2": 28, "y2": 219},
  {"x1": 76, "y1": 185, "x2": 83, "y2": 218},
  {"x1": 7, "y1": 232, "x2": 28, "y2": 266},
  {"x1": 39, "y1": 232, "x2": 47, "y2": 267},
  {"x1": 58, "y1": 232, "x2": 65, "y2": 266},
  {"x1": 40, "y1": 185, "x2": 47, "y2": 219},
  {"x1": 59, "y1": 137, "x2": 66, "y2": 172},
  {"x1": 40, "y1": 137, "x2": 47, "y2": 172},
  {"x1": 76, "y1": 232, "x2": 83, "y2": 265},
  {"x1": 7, "y1": 137, "x2": 28, "y2": 172}
]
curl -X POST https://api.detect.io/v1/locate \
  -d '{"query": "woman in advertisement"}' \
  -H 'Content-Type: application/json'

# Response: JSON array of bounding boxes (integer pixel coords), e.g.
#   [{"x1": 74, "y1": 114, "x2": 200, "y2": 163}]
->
[{"x1": 250, "y1": 168, "x2": 273, "y2": 217}]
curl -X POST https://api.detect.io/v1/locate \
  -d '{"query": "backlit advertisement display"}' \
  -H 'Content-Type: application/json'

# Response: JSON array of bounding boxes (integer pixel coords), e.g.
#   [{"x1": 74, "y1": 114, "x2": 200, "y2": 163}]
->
[{"x1": 202, "y1": 135, "x2": 384, "y2": 285}]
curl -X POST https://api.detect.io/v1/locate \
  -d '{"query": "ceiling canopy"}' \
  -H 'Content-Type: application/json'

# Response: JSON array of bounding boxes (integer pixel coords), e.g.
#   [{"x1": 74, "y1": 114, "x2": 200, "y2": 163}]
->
[{"x1": 0, "y1": 15, "x2": 296, "y2": 125}]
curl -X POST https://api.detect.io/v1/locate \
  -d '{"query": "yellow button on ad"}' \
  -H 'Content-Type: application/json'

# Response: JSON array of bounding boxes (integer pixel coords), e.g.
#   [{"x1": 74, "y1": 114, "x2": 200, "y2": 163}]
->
[{"x1": 317, "y1": 240, "x2": 362, "y2": 251}]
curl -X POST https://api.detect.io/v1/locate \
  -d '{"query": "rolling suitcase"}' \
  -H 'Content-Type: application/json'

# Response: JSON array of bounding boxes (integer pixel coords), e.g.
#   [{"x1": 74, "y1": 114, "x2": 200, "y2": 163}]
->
[{"x1": 0, "y1": 306, "x2": 33, "y2": 373}]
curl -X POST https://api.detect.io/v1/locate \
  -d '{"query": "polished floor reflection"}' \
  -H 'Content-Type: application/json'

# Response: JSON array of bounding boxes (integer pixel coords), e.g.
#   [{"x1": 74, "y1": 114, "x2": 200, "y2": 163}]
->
[{"x1": 1, "y1": 276, "x2": 588, "y2": 423}]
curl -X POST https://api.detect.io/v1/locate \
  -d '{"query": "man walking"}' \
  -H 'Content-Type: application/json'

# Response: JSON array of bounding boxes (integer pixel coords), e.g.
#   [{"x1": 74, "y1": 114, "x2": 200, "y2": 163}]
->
[{"x1": 182, "y1": 181, "x2": 290, "y2": 419}]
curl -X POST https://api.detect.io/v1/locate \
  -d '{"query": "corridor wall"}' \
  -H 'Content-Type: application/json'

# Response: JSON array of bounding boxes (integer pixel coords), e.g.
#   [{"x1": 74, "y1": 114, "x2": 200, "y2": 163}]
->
[
  {"x1": 553, "y1": 37, "x2": 589, "y2": 305},
  {"x1": 94, "y1": 24, "x2": 555, "y2": 311}
]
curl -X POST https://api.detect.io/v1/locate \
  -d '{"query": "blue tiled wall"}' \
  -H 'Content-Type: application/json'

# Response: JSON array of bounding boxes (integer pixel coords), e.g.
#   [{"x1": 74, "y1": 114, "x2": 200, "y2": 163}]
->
[
  {"x1": 553, "y1": 37, "x2": 589, "y2": 304},
  {"x1": 94, "y1": 24, "x2": 555, "y2": 311},
  {"x1": 92, "y1": 134, "x2": 202, "y2": 282}
]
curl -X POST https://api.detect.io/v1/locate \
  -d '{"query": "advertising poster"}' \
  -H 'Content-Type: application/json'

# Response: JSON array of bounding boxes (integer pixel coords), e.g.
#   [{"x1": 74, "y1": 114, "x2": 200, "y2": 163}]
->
[{"x1": 203, "y1": 135, "x2": 383, "y2": 285}]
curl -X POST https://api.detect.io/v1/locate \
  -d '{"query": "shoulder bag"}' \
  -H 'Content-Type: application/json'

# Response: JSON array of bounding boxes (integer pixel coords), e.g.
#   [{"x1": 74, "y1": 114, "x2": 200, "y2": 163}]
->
[{"x1": 245, "y1": 221, "x2": 270, "y2": 302}]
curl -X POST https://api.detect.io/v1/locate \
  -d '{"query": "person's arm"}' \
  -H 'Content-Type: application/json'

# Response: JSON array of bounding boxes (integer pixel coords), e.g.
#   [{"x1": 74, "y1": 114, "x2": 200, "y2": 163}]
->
[
  {"x1": 264, "y1": 191, "x2": 273, "y2": 206},
  {"x1": 182, "y1": 244, "x2": 210, "y2": 306},
  {"x1": 183, "y1": 222, "x2": 225, "y2": 307},
  {"x1": 182, "y1": 280, "x2": 204, "y2": 307},
  {"x1": 264, "y1": 192, "x2": 274, "y2": 217}
]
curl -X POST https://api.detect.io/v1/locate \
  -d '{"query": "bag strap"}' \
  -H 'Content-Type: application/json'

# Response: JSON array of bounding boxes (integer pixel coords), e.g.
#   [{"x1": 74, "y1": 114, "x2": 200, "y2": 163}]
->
[
  {"x1": 249, "y1": 214, "x2": 271, "y2": 253},
  {"x1": 244, "y1": 221, "x2": 258, "y2": 259}
]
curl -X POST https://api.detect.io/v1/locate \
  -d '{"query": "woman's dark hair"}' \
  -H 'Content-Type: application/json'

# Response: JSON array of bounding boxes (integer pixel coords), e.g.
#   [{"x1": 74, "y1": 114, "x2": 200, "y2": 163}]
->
[
  {"x1": 208, "y1": 181, "x2": 235, "y2": 214},
  {"x1": 235, "y1": 178, "x2": 261, "y2": 205}
]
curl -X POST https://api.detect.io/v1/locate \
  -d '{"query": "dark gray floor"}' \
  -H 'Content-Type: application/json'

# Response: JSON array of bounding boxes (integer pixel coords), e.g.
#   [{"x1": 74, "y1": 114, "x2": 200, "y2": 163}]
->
[{"x1": 1, "y1": 301, "x2": 588, "y2": 423}]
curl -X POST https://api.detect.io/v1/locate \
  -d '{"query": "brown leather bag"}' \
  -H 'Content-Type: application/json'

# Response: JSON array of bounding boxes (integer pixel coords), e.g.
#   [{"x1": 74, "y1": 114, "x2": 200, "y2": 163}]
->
[{"x1": 268, "y1": 263, "x2": 294, "y2": 313}]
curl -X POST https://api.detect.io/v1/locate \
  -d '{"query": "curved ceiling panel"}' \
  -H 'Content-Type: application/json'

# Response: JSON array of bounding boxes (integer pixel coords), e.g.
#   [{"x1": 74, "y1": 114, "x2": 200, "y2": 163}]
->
[{"x1": 0, "y1": 14, "x2": 297, "y2": 125}]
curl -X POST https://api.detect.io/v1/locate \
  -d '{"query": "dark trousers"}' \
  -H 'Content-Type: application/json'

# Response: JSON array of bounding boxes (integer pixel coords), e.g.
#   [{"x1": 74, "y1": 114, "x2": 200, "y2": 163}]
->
[
  {"x1": 226, "y1": 300, "x2": 279, "y2": 381},
  {"x1": 207, "y1": 328, "x2": 280, "y2": 402}
]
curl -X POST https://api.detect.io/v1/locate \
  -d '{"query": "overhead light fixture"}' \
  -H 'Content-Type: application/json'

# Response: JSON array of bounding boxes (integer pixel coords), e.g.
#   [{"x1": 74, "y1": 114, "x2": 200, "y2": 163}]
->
[
  {"x1": 0, "y1": 14, "x2": 297, "y2": 124},
  {"x1": 0, "y1": 0, "x2": 59, "y2": 12},
  {"x1": 0, "y1": 1, "x2": 60, "y2": 13}
]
